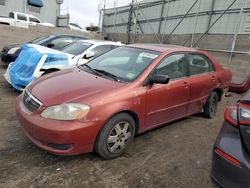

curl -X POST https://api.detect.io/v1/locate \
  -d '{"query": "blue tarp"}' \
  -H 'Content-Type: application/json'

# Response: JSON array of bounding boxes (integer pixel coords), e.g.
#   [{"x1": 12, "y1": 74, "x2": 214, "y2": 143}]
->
[
  {"x1": 7, "y1": 44, "x2": 69, "y2": 90},
  {"x1": 8, "y1": 44, "x2": 42, "y2": 89},
  {"x1": 28, "y1": 0, "x2": 44, "y2": 7}
]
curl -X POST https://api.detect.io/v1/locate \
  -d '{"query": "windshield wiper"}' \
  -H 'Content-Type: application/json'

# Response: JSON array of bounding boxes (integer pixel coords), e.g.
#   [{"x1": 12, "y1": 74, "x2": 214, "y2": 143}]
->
[
  {"x1": 93, "y1": 69, "x2": 120, "y2": 82},
  {"x1": 82, "y1": 64, "x2": 100, "y2": 75}
]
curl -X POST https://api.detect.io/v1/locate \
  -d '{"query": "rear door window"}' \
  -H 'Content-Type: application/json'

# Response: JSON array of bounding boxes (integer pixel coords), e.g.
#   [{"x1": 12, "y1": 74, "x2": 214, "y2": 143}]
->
[
  {"x1": 188, "y1": 54, "x2": 215, "y2": 76},
  {"x1": 17, "y1": 14, "x2": 27, "y2": 21}
]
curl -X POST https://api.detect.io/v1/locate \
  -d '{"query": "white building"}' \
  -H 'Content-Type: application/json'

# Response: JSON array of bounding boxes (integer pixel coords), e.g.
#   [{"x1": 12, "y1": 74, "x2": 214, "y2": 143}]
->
[{"x1": 0, "y1": 0, "x2": 64, "y2": 25}]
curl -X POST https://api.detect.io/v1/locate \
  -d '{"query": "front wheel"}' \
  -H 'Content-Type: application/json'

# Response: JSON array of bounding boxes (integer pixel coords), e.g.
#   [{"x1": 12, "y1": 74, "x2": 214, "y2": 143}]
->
[
  {"x1": 203, "y1": 92, "x2": 218, "y2": 119},
  {"x1": 95, "y1": 113, "x2": 135, "y2": 159}
]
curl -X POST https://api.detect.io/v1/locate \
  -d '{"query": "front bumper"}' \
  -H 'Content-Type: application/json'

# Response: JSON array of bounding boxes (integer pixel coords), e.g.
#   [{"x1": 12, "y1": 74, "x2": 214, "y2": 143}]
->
[
  {"x1": 211, "y1": 121, "x2": 250, "y2": 187},
  {"x1": 16, "y1": 94, "x2": 102, "y2": 155}
]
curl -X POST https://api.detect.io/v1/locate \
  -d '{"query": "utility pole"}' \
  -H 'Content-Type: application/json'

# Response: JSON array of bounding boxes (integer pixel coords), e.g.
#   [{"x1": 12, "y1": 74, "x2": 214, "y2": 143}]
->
[
  {"x1": 23, "y1": 0, "x2": 27, "y2": 13},
  {"x1": 127, "y1": 0, "x2": 134, "y2": 43},
  {"x1": 102, "y1": 0, "x2": 107, "y2": 32},
  {"x1": 98, "y1": 0, "x2": 102, "y2": 32}
]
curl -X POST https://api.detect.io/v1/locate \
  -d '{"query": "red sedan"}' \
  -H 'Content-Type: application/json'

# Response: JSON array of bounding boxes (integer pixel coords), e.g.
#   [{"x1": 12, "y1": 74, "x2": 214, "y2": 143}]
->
[{"x1": 16, "y1": 44, "x2": 232, "y2": 159}]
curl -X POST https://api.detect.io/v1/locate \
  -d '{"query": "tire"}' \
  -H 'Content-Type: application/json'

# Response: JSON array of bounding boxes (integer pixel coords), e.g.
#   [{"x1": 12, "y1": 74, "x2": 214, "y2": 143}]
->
[
  {"x1": 203, "y1": 92, "x2": 218, "y2": 119},
  {"x1": 95, "y1": 113, "x2": 135, "y2": 159}
]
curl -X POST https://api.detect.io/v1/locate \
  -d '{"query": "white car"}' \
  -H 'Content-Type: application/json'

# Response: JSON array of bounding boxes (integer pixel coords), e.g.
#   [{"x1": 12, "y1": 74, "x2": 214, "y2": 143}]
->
[
  {"x1": 4, "y1": 40, "x2": 123, "y2": 90},
  {"x1": 0, "y1": 12, "x2": 54, "y2": 28}
]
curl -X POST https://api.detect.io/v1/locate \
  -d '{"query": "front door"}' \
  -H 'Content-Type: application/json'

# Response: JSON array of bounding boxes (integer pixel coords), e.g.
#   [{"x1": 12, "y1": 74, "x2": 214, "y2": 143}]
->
[{"x1": 145, "y1": 53, "x2": 190, "y2": 129}]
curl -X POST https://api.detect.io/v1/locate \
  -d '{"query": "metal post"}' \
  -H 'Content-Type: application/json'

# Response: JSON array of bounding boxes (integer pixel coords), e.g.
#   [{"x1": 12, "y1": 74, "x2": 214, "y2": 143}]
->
[
  {"x1": 229, "y1": 0, "x2": 247, "y2": 64},
  {"x1": 127, "y1": 1, "x2": 134, "y2": 43},
  {"x1": 164, "y1": 0, "x2": 199, "y2": 44},
  {"x1": 112, "y1": 0, "x2": 118, "y2": 36},
  {"x1": 23, "y1": 0, "x2": 27, "y2": 13},
  {"x1": 161, "y1": 0, "x2": 170, "y2": 43},
  {"x1": 132, "y1": 9, "x2": 144, "y2": 34},
  {"x1": 193, "y1": 0, "x2": 238, "y2": 47},
  {"x1": 191, "y1": 0, "x2": 202, "y2": 47},
  {"x1": 206, "y1": 0, "x2": 216, "y2": 32},
  {"x1": 121, "y1": 16, "x2": 134, "y2": 43},
  {"x1": 158, "y1": 0, "x2": 165, "y2": 34},
  {"x1": 98, "y1": 0, "x2": 102, "y2": 32}
]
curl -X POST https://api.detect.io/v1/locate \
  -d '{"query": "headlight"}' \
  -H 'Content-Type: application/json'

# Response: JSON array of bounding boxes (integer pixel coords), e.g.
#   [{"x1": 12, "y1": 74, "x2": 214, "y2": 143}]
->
[
  {"x1": 8, "y1": 47, "x2": 20, "y2": 54},
  {"x1": 41, "y1": 103, "x2": 90, "y2": 120}
]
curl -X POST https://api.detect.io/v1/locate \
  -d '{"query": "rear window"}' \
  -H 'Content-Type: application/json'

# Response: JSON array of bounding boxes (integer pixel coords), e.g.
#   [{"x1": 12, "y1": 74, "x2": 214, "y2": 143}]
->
[
  {"x1": 62, "y1": 42, "x2": 92, "y2": 55},
  {"x1": 9, "y1": 12, "x2": 14, "y2": 18}
]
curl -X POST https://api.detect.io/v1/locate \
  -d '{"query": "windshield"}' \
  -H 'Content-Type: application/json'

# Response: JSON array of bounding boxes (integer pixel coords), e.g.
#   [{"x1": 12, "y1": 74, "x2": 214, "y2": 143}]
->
[
  {"x1": 62, "y1": 41, "x2": 92, "y2": 55},
  {"x1": 80, "y1": 47, "x2": 160, "y2": 82},
  {"x1": 30, "y1": 36, "x2": 52, "y2": 45}
]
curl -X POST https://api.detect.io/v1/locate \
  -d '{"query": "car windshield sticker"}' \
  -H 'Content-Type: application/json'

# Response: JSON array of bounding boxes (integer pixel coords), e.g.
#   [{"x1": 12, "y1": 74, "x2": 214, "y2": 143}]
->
[
  {"x1": 126, "y1": 72, "x2": 135, "y2": 79},
  {"x1": 139, "y1": 52, "x2": 158, "y2": 59}
]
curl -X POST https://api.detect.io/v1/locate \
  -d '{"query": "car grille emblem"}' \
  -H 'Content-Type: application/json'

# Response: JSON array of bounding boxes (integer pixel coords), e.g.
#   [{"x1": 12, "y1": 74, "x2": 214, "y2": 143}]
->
[{"x1": 25, "y1": 96, "x2": 31, "y2": 103}]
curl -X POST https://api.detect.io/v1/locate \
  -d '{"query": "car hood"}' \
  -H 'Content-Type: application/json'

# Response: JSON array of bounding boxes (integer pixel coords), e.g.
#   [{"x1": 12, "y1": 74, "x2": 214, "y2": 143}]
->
[{"x1": 28, "y1": 68, "x2": 125, "y2": 106}]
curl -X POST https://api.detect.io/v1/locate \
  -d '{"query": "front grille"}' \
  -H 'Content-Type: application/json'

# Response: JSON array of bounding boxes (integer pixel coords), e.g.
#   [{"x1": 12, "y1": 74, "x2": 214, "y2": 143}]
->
[{"x1": 23, "y1": 90, "x2": 42, "y2": 112}]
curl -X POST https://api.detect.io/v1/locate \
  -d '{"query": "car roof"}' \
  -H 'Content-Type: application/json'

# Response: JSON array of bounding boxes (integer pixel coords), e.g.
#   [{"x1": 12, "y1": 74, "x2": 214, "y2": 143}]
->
[
  {"x1": 127, "y1": 43, "x2": 200, "y2": 53},
  {"x1": 52, "y1": 34, "x2": 87, "y2": 38},
  {"x1": 76, "y1": 39, "x2": 122, "y2": 45}
]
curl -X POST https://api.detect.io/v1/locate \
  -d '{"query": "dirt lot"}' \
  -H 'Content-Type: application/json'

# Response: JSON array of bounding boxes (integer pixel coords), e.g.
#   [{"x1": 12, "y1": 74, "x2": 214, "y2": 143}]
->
[{"x1": 0, "y1": 63, "x2": 241, "y2": 188}]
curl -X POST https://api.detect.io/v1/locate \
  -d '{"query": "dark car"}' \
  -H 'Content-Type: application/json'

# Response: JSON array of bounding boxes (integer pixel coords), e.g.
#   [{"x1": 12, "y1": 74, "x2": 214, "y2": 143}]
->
[
  {"x1": 0, "y1": 35, "x2": 87, "y2": 64},
  {"x1": 211, "y1": 91, "x2": 250, "y2": 187},
  {"x1": 16, "y1": 44, "x2": 231, "y2": 159}
]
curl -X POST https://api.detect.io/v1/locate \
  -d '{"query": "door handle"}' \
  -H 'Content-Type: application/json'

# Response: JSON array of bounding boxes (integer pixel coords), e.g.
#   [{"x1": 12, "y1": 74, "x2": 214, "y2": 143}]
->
[
  {"x1": 183, "y1": 81, "x2": 189, "y2": 88},
  {"x1": 211, "y1": 76, "x2": 216, "y2": 81}
]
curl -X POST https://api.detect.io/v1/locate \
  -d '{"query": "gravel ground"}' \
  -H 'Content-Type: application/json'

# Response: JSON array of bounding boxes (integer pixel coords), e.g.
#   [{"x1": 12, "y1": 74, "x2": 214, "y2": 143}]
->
[{"x1": 0, "y1": 63, "x2": 241, "y2": 188}]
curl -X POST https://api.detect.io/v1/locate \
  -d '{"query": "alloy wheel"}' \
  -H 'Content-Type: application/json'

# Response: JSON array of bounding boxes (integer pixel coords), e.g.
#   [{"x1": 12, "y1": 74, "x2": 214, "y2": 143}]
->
[{"x1": 107, "y1": 121, "x2": 132, "y2": 153}]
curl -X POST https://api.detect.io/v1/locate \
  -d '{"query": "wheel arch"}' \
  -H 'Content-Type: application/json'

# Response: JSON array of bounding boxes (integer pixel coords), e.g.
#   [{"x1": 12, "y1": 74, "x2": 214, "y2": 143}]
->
[
  {"x1": 108, "y1": 110, "x2": 141, "y2": 135},
  {"x1": 213, "y1": 88, "x2": 222, "y2": 101}
]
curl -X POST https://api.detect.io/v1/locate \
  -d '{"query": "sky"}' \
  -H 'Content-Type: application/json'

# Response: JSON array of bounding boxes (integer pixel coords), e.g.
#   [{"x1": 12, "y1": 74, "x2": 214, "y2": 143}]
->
[{"x1": 61, "y1": 0, "x2": 132, "y2": 29}]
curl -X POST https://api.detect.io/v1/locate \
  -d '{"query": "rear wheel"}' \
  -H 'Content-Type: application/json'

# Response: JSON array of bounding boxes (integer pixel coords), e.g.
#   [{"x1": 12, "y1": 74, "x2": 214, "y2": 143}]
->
[
  {"x1": 95, "y1": 113, "x2": 135, "y2": 159},
  {"x1": 203, "y1": 92, "x2": 218, "y2": 118}
]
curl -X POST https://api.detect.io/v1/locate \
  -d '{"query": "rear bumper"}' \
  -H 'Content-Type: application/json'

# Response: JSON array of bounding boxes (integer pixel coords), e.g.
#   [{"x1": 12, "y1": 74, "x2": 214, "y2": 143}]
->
[
  {"x1": 211, "y1": 121, "x2": 250, "y2": 187},
  {"x1": 16, "y1": 94, "x2": 102, "y2": 155}
]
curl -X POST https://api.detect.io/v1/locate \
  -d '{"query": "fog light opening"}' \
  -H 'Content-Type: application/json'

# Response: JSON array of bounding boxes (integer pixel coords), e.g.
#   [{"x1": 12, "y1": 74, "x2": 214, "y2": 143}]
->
[{"x1": 47, "y1": 143, "x2": 73, "y2": 150}]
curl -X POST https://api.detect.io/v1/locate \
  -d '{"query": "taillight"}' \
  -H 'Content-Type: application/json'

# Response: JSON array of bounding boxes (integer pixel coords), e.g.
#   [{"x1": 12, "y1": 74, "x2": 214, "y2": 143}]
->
[
  {"x1": 239, "y1": 104, "x2": 250, "y2": 125},
  {"x1": 224, "y1": 105, "x2": 238, "y2": 127},
  {"x1": 215, "y1": 148, "x2": 241, "y2": 167}
]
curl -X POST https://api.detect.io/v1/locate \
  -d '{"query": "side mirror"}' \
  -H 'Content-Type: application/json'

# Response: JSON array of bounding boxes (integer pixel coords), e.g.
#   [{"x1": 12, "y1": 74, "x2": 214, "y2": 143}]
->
[
  {"x1": 84, "y1": 51, "x2": 95, "y2": 59},
  {"x1": 148, "y1": 74, "x2": 169, "y2": 85},
  {"x1": 47, "y1": 43, "x2": 55, "y2": 48}
]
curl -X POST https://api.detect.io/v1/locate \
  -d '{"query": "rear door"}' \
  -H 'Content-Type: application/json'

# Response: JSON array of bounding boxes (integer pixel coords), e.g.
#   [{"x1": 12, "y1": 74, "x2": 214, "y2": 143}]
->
[
  {"x1": 145, "y1": 53, "x2": 190, "y2": 128},
  {"x1": 16, "y1": 13, "x2": 29, "y2": 28},
  {"x1": 186, "y1": 53, "x2": 217, "y2": 115}
]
